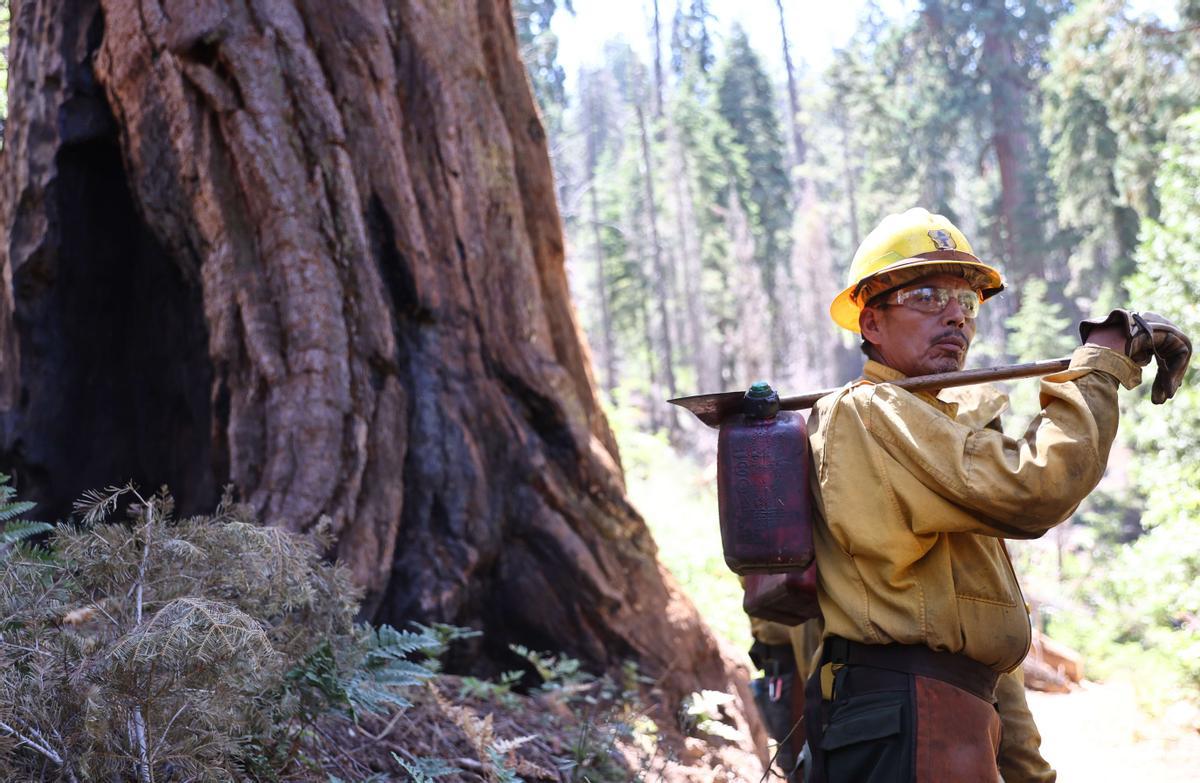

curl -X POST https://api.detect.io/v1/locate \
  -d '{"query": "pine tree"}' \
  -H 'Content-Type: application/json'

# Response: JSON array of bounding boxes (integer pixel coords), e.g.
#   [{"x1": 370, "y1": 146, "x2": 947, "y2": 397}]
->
[
  {"x1": 1041, "y1": 0, "x2": 1196, "y2": 309},
  {"x1": 670, "y1": 0, "x2": 716, "y2": 78},
  {"x1": 917, "y1": 0, "x2": 1065, "y2": 288},
  {"x1": 1103, "y1": 109, "x2": 1200, "y2": 701},
  {"x1": 714, "y1": 26, "x2": 792, "y2": 376},
  {"x1": 670, "y1": 65, "x2": 748, "y2": 388}
]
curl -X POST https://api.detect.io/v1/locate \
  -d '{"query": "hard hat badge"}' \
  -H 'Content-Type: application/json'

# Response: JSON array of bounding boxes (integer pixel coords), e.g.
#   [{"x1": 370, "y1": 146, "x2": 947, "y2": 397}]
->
[{"x1": 928, "y1": 229, "x2": 957, "y2": 250}]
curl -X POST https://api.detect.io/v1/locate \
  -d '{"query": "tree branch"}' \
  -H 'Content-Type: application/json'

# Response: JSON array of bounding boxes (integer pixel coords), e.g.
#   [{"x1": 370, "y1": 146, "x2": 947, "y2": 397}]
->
[
  {"x1": 128, "y1": 489, "x2": 154, "y2": 783},
  {"x1": 1138, "y1": 21, "x2": 1200, "y2": 36},
  {"x1": 0, "y1": 718, "x2": 79, "y2": 782}
]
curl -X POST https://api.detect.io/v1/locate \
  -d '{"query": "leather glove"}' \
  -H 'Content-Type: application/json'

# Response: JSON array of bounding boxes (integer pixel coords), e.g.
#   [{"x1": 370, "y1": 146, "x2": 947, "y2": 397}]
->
[{"x1": 1079, "y1": 309, "x2": 1192, "y2": 404}]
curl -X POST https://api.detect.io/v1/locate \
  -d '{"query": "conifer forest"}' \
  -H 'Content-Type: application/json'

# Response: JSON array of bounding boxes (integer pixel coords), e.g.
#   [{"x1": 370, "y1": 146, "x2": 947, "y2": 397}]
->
[{"x1": 0, "y1": 0, "x2": 1197, "y2": 780}]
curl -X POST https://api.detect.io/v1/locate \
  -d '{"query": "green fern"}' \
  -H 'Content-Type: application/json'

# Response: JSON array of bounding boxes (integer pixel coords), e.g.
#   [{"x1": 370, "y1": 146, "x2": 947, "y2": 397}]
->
[
  {"x1": 510, "y1": 643, "x2": 592, "y2": 696},
  {"x1": 345, "y1": 624, "x2": 463, "y2": 716},
  {"x1": 0, "y1": 474, "x2": 49, "y2": 560},
  {"x1": 391, "y1": 753, "x2": 456, "y2": 782},
  {"x1": 485, "y1": 746, "x2": 526, "y2": 783},
  {"x1": 0, "y1": 519, "x2": 51, "y2": 545}
]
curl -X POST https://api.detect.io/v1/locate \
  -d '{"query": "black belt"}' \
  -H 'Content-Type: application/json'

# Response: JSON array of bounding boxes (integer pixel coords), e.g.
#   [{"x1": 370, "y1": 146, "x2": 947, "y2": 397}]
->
[{"x1": 823, "y1": 636, "x2": 999, "y2": 703}]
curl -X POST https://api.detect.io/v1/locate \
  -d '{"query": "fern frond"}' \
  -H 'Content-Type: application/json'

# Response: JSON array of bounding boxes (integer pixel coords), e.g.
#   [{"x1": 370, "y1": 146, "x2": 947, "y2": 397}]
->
[
  {"x1": 0, "y1": 500, "x2": 36, "y2": 523},
  {"x1": 0, "y1": 520, "x2": 51, "y2": 545},
  {"x1": 345, "y1": 678, "x2": 413, "y2": 714},
  {"x1": 364, "y1": 659, "x2": 437, "y2": 684},
  {"x1": 391, "y1": 753, "x2": 456, "y2": 782},
  {"x1": 0, "y1": 477, "x2": 48, "y2": 563},
  {"x1": 485, "y1": 745, "x2": 526, "y2": 783},
  {"x1": 341, "y1": 625, "x2": 443, "y2": 716},
  {"x1": 0, "y1": 473, "x2": 15, "y2": 504},
  {"x1": 490, "y1": 735, "x2": 536, "y2": 754},
  {"x1": 370, "y1": 625, "x2": 445, "y2": 658}
]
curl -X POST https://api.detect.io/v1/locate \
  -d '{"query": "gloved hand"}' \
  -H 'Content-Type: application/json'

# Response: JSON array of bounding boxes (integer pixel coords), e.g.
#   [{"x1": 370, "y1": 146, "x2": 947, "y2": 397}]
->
[{"x1": 1079, "y1": 309, "x2": 1192, "y2": 404}]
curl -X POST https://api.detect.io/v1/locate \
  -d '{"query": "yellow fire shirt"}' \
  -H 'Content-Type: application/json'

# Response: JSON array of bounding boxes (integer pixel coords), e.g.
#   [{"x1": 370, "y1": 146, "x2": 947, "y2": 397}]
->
[{"x1": 808, "y1": 344, "x2": 1141, "y2": 673}]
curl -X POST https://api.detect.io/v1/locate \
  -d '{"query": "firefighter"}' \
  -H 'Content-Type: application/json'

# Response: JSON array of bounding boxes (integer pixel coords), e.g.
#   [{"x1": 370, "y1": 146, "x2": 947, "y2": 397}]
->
[
  {"x1": 747, "y1": 616, "x2": 819, "y2": 779},
  {"x1": 747, "y1": 386, "x2": 1045, "y2": 781},
  {"x1": 800, "y1": 207, "x2": 1191, "y2": 782}
]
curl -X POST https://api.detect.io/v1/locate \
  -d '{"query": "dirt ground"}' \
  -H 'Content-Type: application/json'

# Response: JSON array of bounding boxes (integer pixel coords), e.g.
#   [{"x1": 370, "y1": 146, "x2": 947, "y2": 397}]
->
[{"x1": 1027, "y1": 679, "x2": 1200, "y2": 782}]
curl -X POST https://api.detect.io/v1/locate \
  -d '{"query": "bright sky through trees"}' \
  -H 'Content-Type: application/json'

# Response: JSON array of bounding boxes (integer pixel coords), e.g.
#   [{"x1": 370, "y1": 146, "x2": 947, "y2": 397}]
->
[
  {"x1": 554, "y1": 0, "x2": 898, "y2": 85},
  {"x1": 554, "y1": 0, "x2": 1180, "y2": 89}
]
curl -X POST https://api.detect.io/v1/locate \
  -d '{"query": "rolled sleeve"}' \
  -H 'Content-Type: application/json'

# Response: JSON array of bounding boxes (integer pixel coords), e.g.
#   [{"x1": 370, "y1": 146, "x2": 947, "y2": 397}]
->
[{"x1": 857, "y1": 345, "x2": 1138, "y2": 537}]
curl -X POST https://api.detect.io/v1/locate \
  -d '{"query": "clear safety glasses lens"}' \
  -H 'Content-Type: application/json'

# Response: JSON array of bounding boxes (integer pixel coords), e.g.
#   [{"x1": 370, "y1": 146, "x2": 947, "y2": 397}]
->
[{"x1": 892, "y1": 286, "x2": 982, "y2": 317}]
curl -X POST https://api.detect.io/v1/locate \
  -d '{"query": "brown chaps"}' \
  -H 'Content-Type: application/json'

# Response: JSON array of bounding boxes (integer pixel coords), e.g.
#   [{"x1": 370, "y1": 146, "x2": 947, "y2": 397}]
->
[{"x1": 805, "y1": 642, "x2": 1001, "y2": 782}]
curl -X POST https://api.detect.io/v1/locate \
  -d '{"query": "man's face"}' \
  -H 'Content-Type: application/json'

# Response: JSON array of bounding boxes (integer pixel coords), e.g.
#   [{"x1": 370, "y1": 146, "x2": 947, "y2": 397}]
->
[{"x1": 859, "y1": 273, "x2": 979, "y2": 377}]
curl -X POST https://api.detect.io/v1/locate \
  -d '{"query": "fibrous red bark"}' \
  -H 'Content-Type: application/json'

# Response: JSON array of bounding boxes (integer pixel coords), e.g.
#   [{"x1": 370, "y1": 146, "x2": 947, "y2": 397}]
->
[{"x1": 0, "y1": 0, "x2": 764, "y2": 758}]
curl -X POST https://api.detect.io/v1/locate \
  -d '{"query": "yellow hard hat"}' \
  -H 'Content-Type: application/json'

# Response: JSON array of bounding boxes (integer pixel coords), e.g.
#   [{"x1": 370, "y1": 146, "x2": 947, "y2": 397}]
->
[{"x1": 830, "y1": 208, "x2": 1005, "y2": 333}]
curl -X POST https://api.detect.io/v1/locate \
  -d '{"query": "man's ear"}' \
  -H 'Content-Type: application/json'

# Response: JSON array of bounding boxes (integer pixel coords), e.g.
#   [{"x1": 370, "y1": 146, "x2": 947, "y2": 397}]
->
[{"x1": 860, "y1": 306, "x2": 885, "y2": 349}]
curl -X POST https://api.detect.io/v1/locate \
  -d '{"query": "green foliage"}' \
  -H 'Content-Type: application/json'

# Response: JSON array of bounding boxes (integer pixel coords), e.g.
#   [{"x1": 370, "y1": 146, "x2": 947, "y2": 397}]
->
[
  {"x1": 392, "y1": 753, "x2": 457, "y2": 782},
  {"x1": 512, "y1": 644, "x2": 585, "y2": 691},
  {"x1": 1026, "y1": 109, "x2": 1200, "y2": 708},
  {"x1": 345, "y1": 624, "x2": 473, "y2": 717},
  {"x1": 509, "y1": 644, "x2": 660, "y2": 782},
  {"x1": 0, "y1": 474, "x2": 48, "y2": 559},
  {"x1": 1005, "y1": 270, "x2": 1075, "y2": 364},
  {"x1": 714, "y1": 25, "x2": 791, "y2": 282},
  {"x1": 1099, "y1": 108, "x2": 1200, "y2": 702},
  {"x1": 670, "y1": 0, "x2": 715, "y2": 76},
  {"x1": 1041, "y1": 0, "x2": 1197, "y2": 307},
  {"x1": 514, "y1": 0, "x2": 574, "y2": 134},
  {"x1": 458, "y1": 669, "x2": 525, "y2": 708},
  {"x1": 1001, "y1": 278, "x2": 1078, "y2": 430},
  {"x1": 485, "y1": 746, "x2": 525, "y2": 783}
]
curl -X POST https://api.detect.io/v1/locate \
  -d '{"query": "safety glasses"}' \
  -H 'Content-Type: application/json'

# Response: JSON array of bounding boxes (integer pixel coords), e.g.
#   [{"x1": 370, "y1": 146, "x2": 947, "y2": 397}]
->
[{"x1": 885, "y1": 285, "x2": 983, "y2": 318}]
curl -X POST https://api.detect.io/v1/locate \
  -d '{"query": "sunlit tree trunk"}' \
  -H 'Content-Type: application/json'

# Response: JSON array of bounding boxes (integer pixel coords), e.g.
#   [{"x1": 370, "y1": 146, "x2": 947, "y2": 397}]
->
[
  {"x1": 668, "y1": 123, "x2": 710, "y2": 391},
  {"x1": 581, "y1": 79, "x2": 617, "y2": 399},
  {"x1": 726, "y1": 190, "x2": 769, "y2": 384},
  {"x1": 774, "y1": 0, "x2": 806, "y2": 175},
  {"x1": 979, "y1": 2, "x2": 1045, "y2": 283},
  {"x1": 651, "y1": 0, "x2": 665, "y2": 119},
  {"x1": 634, "y1": 101, "x2": 678, "y2": 415}
]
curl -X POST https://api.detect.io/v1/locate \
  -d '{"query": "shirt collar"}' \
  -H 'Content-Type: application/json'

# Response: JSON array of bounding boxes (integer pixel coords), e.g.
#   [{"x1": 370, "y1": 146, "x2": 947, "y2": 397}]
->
[{"x1": 861, "y1": 360, "x2": 960, "y2": 419}]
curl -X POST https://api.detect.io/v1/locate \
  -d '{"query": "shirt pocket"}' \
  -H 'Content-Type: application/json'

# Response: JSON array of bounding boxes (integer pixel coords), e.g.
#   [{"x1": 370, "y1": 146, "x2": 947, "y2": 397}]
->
[{"x1": 949, "y1": 535, "x2": 1018, "y2": 607}]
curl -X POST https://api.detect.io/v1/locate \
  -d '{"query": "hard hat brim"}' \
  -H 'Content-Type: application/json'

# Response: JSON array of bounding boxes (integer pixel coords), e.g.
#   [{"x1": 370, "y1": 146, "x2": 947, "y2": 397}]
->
[{"x1": 830, "y1": 255, "x2": 1005, "y2": 333}]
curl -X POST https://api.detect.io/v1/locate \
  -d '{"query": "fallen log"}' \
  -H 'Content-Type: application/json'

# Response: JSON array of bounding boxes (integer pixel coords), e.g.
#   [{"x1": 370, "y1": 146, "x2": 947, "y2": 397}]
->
[{"x1": 1023, "y1": 628, "x2": 1084, "y2": 692}]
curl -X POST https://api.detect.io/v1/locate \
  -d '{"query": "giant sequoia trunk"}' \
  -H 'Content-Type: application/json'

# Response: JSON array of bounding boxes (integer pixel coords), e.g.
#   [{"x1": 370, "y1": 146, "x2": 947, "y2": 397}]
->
[{"x1": 0, "y1": 0, "x2": 763, "y2": 753}]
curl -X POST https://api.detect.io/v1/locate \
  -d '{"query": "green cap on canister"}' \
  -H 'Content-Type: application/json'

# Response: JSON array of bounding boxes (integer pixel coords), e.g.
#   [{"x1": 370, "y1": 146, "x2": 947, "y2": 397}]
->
[{"x1": 743, "y1": 380, "x2": 780, "y2": 419}]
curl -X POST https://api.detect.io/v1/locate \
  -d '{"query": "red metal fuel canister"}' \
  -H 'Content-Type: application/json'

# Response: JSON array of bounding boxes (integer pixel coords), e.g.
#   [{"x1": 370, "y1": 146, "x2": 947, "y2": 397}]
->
[{"x1": 717, "y1": 381, "x2": 815, "y2": 575}]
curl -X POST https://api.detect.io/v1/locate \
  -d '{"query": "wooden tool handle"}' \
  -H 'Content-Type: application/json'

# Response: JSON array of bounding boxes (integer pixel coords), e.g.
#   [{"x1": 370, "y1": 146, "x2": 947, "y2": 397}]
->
[{"x1": 669, "y1": 357, "x2": 1074, "y2": 427}]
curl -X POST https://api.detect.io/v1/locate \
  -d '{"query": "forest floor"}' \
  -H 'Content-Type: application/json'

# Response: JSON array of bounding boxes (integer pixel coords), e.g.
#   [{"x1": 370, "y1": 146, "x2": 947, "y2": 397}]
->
[
  {"x1": 365, "y1": 673, "x2": 766, "y2": 782},
  {"x1": 1028, "y1": 678, "x2": 1200, "y2": 782}
]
